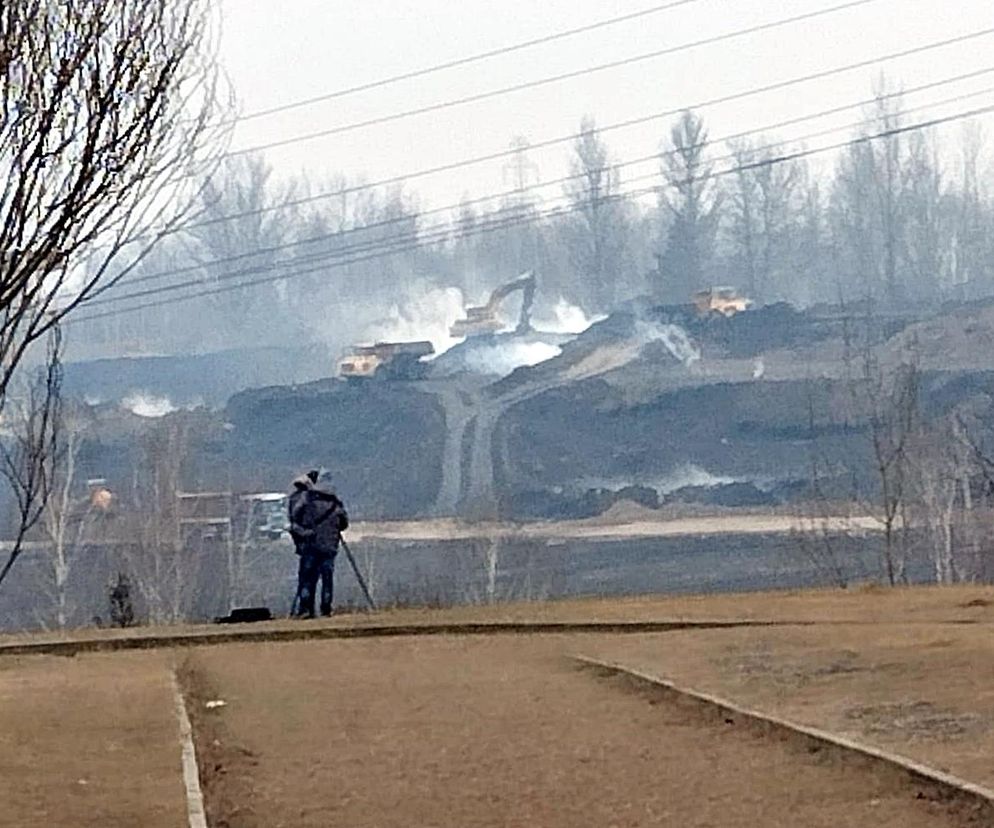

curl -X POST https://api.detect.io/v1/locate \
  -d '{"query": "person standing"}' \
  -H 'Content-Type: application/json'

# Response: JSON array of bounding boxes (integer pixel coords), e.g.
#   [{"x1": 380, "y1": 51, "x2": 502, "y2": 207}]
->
[{"x1": 288, "y1": 469, "x2": 349, "y2": 618}]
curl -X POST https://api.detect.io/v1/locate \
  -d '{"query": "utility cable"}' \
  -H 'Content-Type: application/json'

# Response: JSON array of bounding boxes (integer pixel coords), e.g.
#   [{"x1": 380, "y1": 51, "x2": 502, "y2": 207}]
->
[
  {"x1": 225, "y1": 0, "x2": 880, "y2": 157},
  {"x1": 233, "y1": 0, "x2": 705, "y2": 124},
  {"x1": 93, "y1": 88, "x2": 994, "y2": 308},
  {"x1": 70, "y1": 101, "x2": 994, "y2": 325},
  {"x1": 89, "y1": 69, "x2": 994, "y2": 298},
  {"x1": 179, "y1": 29, "x2": 994, "y2": 233}
]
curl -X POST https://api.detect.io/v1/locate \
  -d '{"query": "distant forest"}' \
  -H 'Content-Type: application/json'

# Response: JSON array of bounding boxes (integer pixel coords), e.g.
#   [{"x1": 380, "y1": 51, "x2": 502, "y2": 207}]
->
[{"x1": 73, "y1": 86, "x2": 994, "y2": 359}]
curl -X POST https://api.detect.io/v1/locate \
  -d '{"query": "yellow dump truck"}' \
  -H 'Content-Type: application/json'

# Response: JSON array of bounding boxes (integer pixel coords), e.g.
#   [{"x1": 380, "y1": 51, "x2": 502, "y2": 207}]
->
[
  {"x1": 692, "y1": 287, "x2": 752, "y2": 318},
  {"x1": 337, "y1": 340, "x2": 435, "y2": 380}
]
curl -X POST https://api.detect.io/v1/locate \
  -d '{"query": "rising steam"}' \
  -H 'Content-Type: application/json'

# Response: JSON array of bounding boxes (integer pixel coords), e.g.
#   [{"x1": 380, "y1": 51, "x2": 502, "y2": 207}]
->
[
  {"x1": 532, "y1": 299, "x2": 606, "y2": 335},
  {"x1": 371, "y1": 286, "x2": 468, "y2": 356},
  {"x1": 636, "y1": 320, "x2": 701, "y2": 366},
  {"x1": 122, "y1": 392, "x2": 178, "y2": 418},
  {"x1": 460, "y1": 340, "x2": 563, "y2": 375}
]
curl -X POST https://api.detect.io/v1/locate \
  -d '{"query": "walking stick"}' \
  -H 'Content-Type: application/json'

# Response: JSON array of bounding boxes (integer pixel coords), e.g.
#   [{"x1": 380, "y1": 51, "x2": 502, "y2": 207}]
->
[{"x1": 340, "y1": 537, "x2": 376, "y2": 611}]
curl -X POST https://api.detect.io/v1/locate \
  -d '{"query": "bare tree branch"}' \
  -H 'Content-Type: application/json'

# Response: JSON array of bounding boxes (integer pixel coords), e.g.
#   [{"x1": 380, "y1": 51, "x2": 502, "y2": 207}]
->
[
  {"x1": 0, "y1": 326, "x2": 62, "y2": 587},
  {"x1": 0, "y1": 0, "x2": 232, "y2": 395}
]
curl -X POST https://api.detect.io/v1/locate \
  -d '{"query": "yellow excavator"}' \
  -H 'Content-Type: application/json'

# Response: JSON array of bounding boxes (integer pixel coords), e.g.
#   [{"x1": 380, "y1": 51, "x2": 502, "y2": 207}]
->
[{"x1": 450, "y1": 271, "x2": 536, "y2": 338}]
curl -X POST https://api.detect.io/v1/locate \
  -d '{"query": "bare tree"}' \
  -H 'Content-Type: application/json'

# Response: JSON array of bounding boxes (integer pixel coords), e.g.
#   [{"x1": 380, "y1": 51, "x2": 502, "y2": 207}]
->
[
  {"x1": 830, "y1": 83, "x2": 908, "y2": 302},
  {"x1": 0, "y1": 0, "x2": 229, "y2": 394},
  {"x1": 902, "y1": 129, "x2": 949, "y2": 302},
  {"x1": 842, "y1": 323, "x2": 920, "y2": 586},
  {"x1": 949, "y1": 123, "x2": 988, "y2": 300},
  {"x1": 123, "y1": 416, "x2": 202, "y2": 624},
  {"x1": 0, "y1": 328, "x2": 61, "y2": 588},
  {"x1": 0, "y1": 1, "x2": 228, "y2": 586},
  {"x1": 727, "y1": 139, "x2": 802, "y2": 301},
  {"x1": 36, "y1": 402, "x2": 93, "y2": 627},
  {"x1": 180, "y1": 156, "x2": 299, "y2": 347},
  {"x1": 657, "y1": 111, "x2": 722, "y2": 302},
  {"x1": 920, "y1": 405, "x2": 994, "y2": 582},
  {"x1": 868, "y1": 85, "x2": 906, "y2": 301},
  {"x1": 563, "y1": 116, "x2": 632, "y2": 310},
  {"x1": 792, "y1": 385, "x2": 863, "y2": 589}
]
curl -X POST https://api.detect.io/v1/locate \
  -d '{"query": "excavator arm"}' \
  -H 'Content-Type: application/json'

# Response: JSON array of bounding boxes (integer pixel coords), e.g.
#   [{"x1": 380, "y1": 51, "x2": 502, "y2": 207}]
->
[{"x1": 451, "y1": 271, "x2": 536, "y2": 338}]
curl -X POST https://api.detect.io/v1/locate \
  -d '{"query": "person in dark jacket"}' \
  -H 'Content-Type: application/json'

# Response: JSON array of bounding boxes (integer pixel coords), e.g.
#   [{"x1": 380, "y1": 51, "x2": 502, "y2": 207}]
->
[
  {"x1": 288, "y1": 469, "x2": 318, "y2": 548},
  {"x1": 288, "y1": 469, "x2": 349, "y2": 618}
]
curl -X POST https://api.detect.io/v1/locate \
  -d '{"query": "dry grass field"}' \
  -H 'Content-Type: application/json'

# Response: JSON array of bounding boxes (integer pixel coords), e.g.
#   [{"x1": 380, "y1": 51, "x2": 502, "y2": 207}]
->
[
  {"x1": 179, "y1": 636, "x2": 979, "y2": 828},
  {"x1": 582, "y1": 621, "x2": 994, "y2": 790},
  {"x1": 2, "y1": 585, "x2": 994, "y2": 826},
  {"x1": 0, "y1": 651, "x2": 186, "y2": 827}
]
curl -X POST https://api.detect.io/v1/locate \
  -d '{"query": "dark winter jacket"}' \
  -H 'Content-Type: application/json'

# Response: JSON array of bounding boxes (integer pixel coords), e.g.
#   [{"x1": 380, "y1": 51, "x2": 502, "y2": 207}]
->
[
  {"x1": 288, "y1": 474, "x2": 349, "y2": 555},
  {"x1": 287, "y1": 476, "x2": 311, "y2": 545}
]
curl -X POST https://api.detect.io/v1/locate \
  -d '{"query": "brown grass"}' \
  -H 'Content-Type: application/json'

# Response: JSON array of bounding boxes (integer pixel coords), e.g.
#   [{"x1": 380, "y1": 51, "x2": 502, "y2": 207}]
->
[
  {"x1": 178, "y1": 635, "x2": 983, "y2": 827},
  {"x1": 3, "y1": 586, "x2": 994, "y2": 824},
  {"x1": 0, "y1": 651, "x2": 186, "y2": 827},
  {"x1": 581, "y1": 622, "x2": 994, "y2": 791},
  {"x1": 5, "y1": 583, "x2": 994, "y2": 654}
]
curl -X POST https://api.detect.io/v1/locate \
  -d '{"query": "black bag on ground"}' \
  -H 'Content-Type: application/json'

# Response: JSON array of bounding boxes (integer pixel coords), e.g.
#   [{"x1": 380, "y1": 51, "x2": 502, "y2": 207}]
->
[{"x1": 215, "y1": 606, "x2": 273, "y2": 624}]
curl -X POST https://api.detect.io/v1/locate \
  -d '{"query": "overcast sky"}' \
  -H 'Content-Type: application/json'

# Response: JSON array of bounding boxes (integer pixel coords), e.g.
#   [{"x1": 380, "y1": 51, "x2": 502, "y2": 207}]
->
[{"x1": 219, "y1": 0, "x2": 994, "y2": 213}]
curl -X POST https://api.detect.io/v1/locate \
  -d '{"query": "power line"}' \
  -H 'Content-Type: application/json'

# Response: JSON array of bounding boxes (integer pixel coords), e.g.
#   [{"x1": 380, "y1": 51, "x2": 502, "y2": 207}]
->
[
  {"x1": 70, "y1": 101, "x2": 994, "y2": 325},
  {"x1": 86, "y1": 86, "x2": 994, "y2": 312},
  {"x1": 92, "y1": 72, "x2": 994, "y2": 298},
  {"x1": 177, "y1": 30, "x2": 994, "y2": 233},
  {"x1": 233, "y1": 0, "x2": 705, "y2": 124},
  {"x1": 224, "y1": 0, "x2": 880, "y2": 157}
]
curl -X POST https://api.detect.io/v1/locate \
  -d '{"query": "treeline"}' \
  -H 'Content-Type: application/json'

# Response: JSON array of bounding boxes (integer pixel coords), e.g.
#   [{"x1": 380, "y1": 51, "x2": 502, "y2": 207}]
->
[{"x1": 73, "y1": 86, "x2": 994, "y2": 358}]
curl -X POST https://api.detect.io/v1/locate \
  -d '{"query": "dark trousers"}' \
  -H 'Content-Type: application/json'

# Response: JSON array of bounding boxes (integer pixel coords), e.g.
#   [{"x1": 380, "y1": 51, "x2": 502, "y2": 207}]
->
[{"x1": 296, "y1": 550, "x2": 336, "y2": 616}]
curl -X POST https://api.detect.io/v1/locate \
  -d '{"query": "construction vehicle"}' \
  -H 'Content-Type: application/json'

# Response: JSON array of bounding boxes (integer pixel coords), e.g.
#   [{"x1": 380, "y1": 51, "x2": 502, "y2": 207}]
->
[
  {"x1": 87, "y1": 479, "x2": 114, "y2": 511},
  {"x1": 693, "y1": 287, "x2": 752, "y2": 318},
  {"x1": 337, "y1": 340, "x2": 435, "y2": 380},
  {"x1": 239, "y1": 492, "x2": 288, "y2": 540},
  {"x1": 450, "y1": 271, "x2": 536, "y2": 338}
]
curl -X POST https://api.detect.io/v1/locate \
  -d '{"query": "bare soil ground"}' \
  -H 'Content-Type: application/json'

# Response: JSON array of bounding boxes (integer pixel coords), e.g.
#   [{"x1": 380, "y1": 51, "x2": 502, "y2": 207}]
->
[
  {"x1": 345, "y1": 512, "x2": 878, "y2": 542},
  {"x1": 582, "y1": 623, "x2": 994, "y2": 790},
  {"x1": 3, "y1": 587, "x2": 994, "y2": 825},
  {"x1": 0, "y1": 651, "x2": 186, "y2": 827},
  {"x1": 181, "y1": 636, "x2": 980, "y2": 828}
]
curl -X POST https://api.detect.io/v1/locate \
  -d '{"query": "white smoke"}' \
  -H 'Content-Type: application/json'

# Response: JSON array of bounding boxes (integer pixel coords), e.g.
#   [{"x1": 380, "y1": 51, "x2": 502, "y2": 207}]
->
[
  {"x1": 533, "y1": 299, "x2": 606, "y2": 335},
  {"x1": 652, "y1": 464, "x2": 738, "y2": 494},
  {"x1": 461, "y1": 341, "x2": 562, "y2": 375},
  {"x1": 635, "y1": 320, "x2": 701, "y2": 366},
  {"x1": 122, "y1": 392, "x2": 177, "y2": 418},
  {"x1": 371, "y1": 286, "x2": 467, "y2": 357},
  {"x1": 575, "y1": 464, "x2": 741, "y2": 495}
]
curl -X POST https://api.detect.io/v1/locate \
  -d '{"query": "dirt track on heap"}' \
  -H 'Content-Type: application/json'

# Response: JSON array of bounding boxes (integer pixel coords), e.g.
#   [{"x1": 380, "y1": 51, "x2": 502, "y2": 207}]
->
[{"x1": 181, "y1": 636, "x2": 983, "y2": 828}]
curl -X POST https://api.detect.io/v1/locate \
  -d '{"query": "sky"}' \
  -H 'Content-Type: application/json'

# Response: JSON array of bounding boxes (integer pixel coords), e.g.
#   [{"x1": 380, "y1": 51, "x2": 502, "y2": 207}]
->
[{"x1": 219, "y1": 0, "x2": 994, "y2": 214}]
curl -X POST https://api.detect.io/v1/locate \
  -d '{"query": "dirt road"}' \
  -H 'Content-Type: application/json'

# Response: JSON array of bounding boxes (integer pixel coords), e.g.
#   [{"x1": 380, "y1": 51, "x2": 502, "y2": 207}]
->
[
  {"x1": 347, "y1": 513, "x2": 880, "y2": 542},
  {"x1": 183, "y1": 636, "x2": 976, "y2": 828}
]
